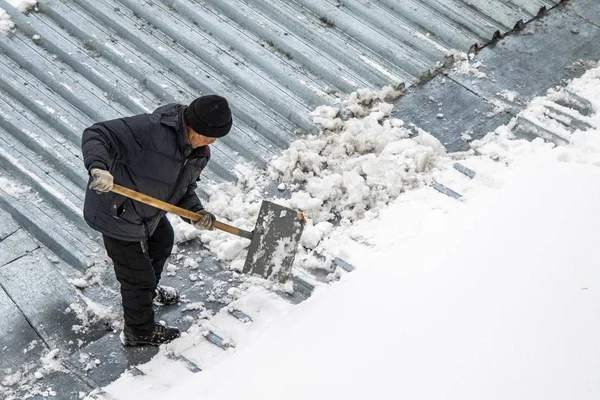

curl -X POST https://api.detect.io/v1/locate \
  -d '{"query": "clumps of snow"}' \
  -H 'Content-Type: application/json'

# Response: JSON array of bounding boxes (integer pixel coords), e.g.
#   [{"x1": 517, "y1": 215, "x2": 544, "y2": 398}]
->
[
  {"x1": 0, "y1": 9, "x2": 15, "y2": 34},
  {"x1": 8, "y1": 0, "x2": 37, "y2": 12},
  {"x1": 166, "y1": 263, "x2": 179, "y2": 277},
  {"x1": 498, "y1": 90, "x2": 519, "y2": 102},
  {"x1": 269, "y1": 87, "x2": 449, "y2": 224},
  {"x1": 168, "y1": 214, "x2": 201, "y2": 243},
  {"x1": 77, "y1": 353, "x2": 105, "y2": 374},
  {"x1": 65, "y1": 296, "x2": 118, "y2": 334},
  {"x1": 66, "y1": 303, "x2": 90, "y2": 333},
  {"x1": 183, "y1": 257, "x2": 199, "y2": 269},
  {"x1": 209, "y1": 238, "x2": 246, "y2": 261},
  {"x1": 162, "y1": 86, "x2": 453, "y2": 279},
  {"x1": 0, "y1": 1, "x2": 38, "y2": 34},
  {"x1": 68, "y1": 277, "x2": 90, "y2": 289},
  {"x1": 300, "y1": 221, "x2": 333, "y2": 249},
  {"x1": 278, "y1": 280, "x2": 294, "y2": 294},
  {"x1": 451, "y1": 52, "x2": 487, "y2": 78},
  {"x1": 0, "y1": 348, "x2": 66, "y2": 399},
  {"x1": 183, "y1": 302, "x2": 205, "y2": 312}
]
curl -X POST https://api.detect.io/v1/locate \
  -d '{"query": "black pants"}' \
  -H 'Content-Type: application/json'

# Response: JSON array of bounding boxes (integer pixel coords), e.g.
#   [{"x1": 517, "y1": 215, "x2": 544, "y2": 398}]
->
[{"x1": 103, "y1": 216, "x2": 174, "y2": 333}]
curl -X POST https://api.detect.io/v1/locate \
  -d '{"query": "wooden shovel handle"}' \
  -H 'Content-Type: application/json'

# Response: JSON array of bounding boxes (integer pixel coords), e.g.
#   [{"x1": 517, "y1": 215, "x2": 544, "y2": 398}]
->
[{"x1": 111, "y1": 184, "x2": 253, "y2": 240}]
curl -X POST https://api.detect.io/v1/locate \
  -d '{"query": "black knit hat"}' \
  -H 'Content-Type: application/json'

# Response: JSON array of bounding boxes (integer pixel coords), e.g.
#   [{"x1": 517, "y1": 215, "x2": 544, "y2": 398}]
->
[{"x1": 186, "y1": 95, "x2": 232, "y2": 138}]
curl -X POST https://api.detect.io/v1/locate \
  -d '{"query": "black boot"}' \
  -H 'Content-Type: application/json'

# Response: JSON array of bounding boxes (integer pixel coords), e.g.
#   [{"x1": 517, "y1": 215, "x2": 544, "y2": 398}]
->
[{"x1": 120, "y1": 323, "x2": 181, "y2": 346}]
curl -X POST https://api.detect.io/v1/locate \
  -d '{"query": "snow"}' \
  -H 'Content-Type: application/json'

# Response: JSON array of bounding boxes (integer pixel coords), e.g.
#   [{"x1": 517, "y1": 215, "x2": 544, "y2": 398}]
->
[
  {"x1": 164, "y1": 161, "x2": 600, "y2": 400},
  {"x1": 452, "y1": 51, "x2": 487, "y2": 78},
  {"x1": 0, "y1": 9, "x2": 14, "y2": 34},
  {"x1": 7, "y1": 0, "x2": 37, "y2": 12},
  {"x1": 0, "y1": 0, "x2": 37, "y2": 34},
  {"x1": 0, "y1": 347, "x2": 67, "y2": 399},
  {"x1": 95, "y1": 60, "x2": 600, "y2": 400}
]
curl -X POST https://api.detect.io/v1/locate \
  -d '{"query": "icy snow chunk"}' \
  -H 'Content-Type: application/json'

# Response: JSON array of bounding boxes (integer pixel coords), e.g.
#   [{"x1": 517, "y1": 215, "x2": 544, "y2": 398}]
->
[
  {"x1": 290, "y1": 191, "x2": 323, "y2": 214},
  {"x1": 183, "y1": 302, "x2": 205, "y2": 312},
  {"x1": 217, "y1": 239, "x2": 245, "y2": 261},
  {"x1": 300, "y1": 221, "x2": 334, "y2": 249},
  {"x1": 415, "y1": 129, "x2": 446, "y2": 155},
  {"x1": 229, "y1": 259, "x2": 245, "y2": 272},
  {"x1": 183, "y1": 257, "x2": 199, "y2": 269},
  {"x1": 415, "y1": 152, "x2": 431, "y2": 173},
  {"x1": 166, "y1": 264, "x2": 179, "y2": 277},
  {"x1": 310, "y1": 105, "x2": 343, "y2": 130},
  {"x1": 381, "y1": 139, "x2": 419, "y2": 155},
  {"x1": 68, "y1": 278, "x2": 89, "y2": 289},
  {"x1": 282, "y1": 280, "x2": 294, "y2": 294},
  {"x1": 168, "y1": 213, "x2": 201, "y2": 243},
  {"x1": 302, "y1": 253, "x2": 334, "y2": 272}
]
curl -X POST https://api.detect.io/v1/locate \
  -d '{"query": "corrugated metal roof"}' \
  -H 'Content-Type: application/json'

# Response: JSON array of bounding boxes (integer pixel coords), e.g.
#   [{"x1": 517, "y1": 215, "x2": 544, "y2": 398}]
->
[{"x1": 0, "y1": 0, "x2": 562, "y2": 269}]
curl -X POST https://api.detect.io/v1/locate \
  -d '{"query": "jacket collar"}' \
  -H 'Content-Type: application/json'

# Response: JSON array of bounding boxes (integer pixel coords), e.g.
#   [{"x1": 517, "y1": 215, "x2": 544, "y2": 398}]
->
[{"x1": 157, "y1": 103, "x2": 192, "y2": 157}]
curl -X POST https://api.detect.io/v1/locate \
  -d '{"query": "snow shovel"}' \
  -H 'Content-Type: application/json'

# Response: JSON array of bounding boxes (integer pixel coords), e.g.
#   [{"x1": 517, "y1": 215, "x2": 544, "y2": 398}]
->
[{"x1": 110, "y1": 184, "x2": 306, "y2": 283}]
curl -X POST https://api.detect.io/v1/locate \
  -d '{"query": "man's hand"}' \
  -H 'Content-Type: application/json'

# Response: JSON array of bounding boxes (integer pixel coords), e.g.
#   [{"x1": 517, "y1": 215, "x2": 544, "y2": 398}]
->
[
  {"x1": 90, "y1": 168, "x2": 114, "y2": 193},
  {"x1": 193, "y1": 210, "x2": 216, "y2": 231}
]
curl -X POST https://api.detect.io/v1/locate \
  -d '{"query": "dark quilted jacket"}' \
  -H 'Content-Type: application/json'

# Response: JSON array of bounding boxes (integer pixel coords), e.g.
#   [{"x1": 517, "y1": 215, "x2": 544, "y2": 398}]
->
[{"x1": 82, "y1": 103, "x2": 209, "y2": 241}]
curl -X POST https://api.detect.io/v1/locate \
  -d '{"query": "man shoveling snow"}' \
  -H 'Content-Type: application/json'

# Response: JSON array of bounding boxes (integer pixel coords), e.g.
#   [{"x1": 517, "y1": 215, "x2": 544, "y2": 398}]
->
[{"x1": 81, "y1": 95, "x2": 233, "y2": 346}]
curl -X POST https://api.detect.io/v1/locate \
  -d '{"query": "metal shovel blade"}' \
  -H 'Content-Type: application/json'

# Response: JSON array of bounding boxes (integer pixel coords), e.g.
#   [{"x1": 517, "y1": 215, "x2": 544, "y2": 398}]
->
[{"x1": 242, "y1": 201, "x2": 305, "y2": 283}]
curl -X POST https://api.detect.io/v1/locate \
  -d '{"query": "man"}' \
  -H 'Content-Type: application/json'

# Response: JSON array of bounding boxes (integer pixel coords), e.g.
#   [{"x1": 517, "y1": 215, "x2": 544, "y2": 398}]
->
[{"x1": 81, "y1": 95, "x2": 232, "y2": 346}]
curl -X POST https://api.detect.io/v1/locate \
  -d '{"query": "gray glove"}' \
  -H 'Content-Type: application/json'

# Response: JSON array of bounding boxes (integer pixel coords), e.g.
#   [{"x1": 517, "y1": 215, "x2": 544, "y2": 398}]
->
[
  {"x1": 193, "y1": 210, "x2": 216, "y2": 231},
  {"x1": 90, "y1": 168, "x2": 114, "y2": 193}
]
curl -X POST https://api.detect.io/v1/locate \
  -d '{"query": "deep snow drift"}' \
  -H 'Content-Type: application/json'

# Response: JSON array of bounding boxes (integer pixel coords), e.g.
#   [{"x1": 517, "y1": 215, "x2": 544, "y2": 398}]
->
[{"x1": 168, "y1": 159, "x2": 600, "y2": 400}]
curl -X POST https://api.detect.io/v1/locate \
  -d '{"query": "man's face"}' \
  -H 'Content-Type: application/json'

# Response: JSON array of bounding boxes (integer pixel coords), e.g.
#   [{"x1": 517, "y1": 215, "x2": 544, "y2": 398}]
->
[{"x1": 188, "y1": 128, "x2": 217, "y2": 148}]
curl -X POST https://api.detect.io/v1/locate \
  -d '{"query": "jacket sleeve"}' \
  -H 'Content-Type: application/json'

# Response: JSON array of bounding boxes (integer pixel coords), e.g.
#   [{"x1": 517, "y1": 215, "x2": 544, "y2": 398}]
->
[
  {"x1": 81, "y1": 118, "x2": 137, "y2": 175},
  {"x1": 178, "y1": 147, "x2": 210, "y2": 222},
  {"x1": 177, "y1": 179, "x2": 204, "y2": 214}
]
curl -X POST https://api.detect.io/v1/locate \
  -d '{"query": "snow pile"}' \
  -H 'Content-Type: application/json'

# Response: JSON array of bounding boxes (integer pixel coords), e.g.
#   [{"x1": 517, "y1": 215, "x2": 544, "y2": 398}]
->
[
  {"x1": 172, "y1": 86, "x2": 454, "y2": 277},
  {"x1": 170, "y1": 62, "x2": 600, "y2": 279},
  {"x1": 0, "y1": 0, "x2": 37, "y2": 34},
  {"x1": 269, "y1": 86, "x2": 448, "y2": 223}
]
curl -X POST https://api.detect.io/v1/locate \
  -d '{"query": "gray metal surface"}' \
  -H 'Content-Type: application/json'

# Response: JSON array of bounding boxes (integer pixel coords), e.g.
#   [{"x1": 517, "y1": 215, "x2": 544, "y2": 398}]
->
[{"x1": 394, "y1": 2, "x2": 600, "y2": 152}]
